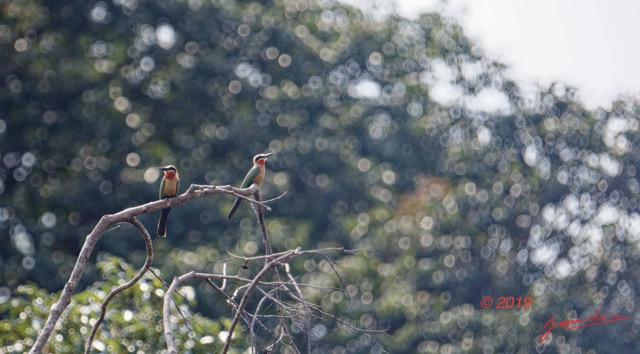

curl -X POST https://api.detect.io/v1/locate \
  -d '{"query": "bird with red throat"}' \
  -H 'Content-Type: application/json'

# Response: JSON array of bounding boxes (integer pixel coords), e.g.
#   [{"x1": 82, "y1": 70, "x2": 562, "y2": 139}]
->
[
  {"x1": 228, "y1": 153, "x2": 274, "y2": 220},
  {"x1": 157, "y1": 165, "x2": 180, "y2": 237}
]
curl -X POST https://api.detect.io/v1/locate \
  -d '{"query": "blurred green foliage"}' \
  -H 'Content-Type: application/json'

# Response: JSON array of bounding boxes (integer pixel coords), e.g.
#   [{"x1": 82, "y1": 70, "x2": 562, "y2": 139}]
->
[
  {"x1": 0, "y1": 254, "x2": 226, "y2": 353},
  {"x1": 2, "y1": 0, "x2": 640, "y2": 352}
]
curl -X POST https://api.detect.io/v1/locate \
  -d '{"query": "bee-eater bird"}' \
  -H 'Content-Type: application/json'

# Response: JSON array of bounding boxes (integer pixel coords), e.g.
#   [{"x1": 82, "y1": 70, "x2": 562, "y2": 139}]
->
[
  {"x1": 228, "y1": 153, "x2": 274, "y2": 220},
  {"x1": 157, "y1": 165, "x2": 180, "y2": 237}
]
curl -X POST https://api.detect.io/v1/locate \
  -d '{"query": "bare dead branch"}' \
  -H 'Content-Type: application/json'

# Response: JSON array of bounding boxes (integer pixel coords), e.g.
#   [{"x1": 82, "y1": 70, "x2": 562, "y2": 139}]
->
[
  {"x1": 253, "y1": 191, "x2": 273, "y2": 258},
  {"x1": 221, "y1": 249, "x2": 301, "y2": 354},
  {"x1": 29, "y1": 215, "x2": 111, "y2": 354},
  {"x1": 29, "y1": 183, "x2": 269, "y2": 354},
  {"x1": 29, "y1": 179, "x2": 383, "y2": 354},
  {"x1": 164, "y1": 272, "x2": 191, "y2": 353},
  {"x1": 284, "y1": 262, "x2": 312, "y2": 351},
  {"x1": 162, "y1": 271, "x2": 234, "y2": 353},
  {"x1": 158, "y1": 246, "x2": 382, "y2": 353},
  {"x1": 204, "y1": 279, "x2": 254, "y2": 328},
  {"x1": 218, "y1": 283, "x2": 276, "y2": 350},
  {"x1": 251, "y1": 192, "x2": 298, "y2": 353},
  {"x1": 84, "y1": 218, "x2": 154, "y2": 354}
]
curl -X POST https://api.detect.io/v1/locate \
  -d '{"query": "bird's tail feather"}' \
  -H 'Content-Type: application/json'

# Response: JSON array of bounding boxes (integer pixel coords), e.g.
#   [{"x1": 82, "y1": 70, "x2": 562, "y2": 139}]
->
[
  {"x1": 157, "y1": 208, "x2": 171, "y2": 237},
  {"x1": 227, "y1": 198, "x2": 242, "y2": 220}
]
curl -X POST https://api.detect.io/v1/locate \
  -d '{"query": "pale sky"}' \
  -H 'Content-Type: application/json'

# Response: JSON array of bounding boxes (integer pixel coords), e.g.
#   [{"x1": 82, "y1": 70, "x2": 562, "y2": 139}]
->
[{"x1": 339, "y1": 0, "x2": 640, "y2": 110}]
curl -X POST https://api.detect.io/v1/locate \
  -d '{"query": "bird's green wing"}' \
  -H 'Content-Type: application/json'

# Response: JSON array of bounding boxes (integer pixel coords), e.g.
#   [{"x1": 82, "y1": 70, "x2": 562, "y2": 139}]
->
[
  {"x1": 240, "y1": 166, "x2": 260, "y2": 188},
  {"x1": 159, "y1": 178, "x2": 166, "y2": 199}
]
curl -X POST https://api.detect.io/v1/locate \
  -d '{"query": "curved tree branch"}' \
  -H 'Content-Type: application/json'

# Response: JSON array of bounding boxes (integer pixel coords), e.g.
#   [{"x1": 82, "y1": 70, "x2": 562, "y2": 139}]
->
[
  {"x1": 29, "y1": 183, "x2": 266, "y2": 354},
  {"x1": 84, "y1": 218, "x2": 154, "y2": 354},
  {"x1": 28, "y1": 181, "x2": 376, "y2": 354}
]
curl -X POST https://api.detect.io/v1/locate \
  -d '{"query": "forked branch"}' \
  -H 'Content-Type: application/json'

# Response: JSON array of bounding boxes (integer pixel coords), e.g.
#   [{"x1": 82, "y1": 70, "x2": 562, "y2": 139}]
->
[{"x1": 29, "y1": 183, "x2": 270, "y2": 354}]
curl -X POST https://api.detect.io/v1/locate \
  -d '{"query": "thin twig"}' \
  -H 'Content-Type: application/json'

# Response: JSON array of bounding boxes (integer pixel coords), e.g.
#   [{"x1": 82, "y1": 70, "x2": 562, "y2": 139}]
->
[
  {"x1": 225, "y1": 247, "x2": 349, "y2": 263},
  {"x1": 212, "y1": 184, "x2": 275, "y2": 212},
  {"x1": 285, "y1": 263, "x2": 311, "y2": 352},
  {"x1": 204, "y1": 279, "x2": 254, "y2": 328},
  {"x1": 250, "y1": 288, "x2": 278, "y2": 353},
  {"x1": 306, "y1": 307, "x2": 389, "y2": 352},
  {"x1": 260, "y1": 191, "x2": 288, "y2": 204}
]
